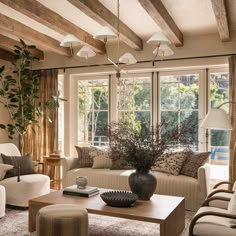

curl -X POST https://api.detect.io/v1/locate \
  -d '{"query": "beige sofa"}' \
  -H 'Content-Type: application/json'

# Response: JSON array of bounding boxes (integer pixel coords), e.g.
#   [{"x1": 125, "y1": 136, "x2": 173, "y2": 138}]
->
[{"x1": 62, "y1": 157, "x2": 210, "y2": 211}]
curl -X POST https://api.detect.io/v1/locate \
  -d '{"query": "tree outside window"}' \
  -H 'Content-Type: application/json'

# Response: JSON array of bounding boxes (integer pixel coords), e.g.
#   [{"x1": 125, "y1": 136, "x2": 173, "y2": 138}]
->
[
  {"x1": 77, "y1": 79, "x2": 109, "y2": 146},
  {"x1": 160, "y1": 74, "x2": 199, "y2": 150},
  {"x1": 117, "y1": 76, "x2": 151, "y2": 127}
]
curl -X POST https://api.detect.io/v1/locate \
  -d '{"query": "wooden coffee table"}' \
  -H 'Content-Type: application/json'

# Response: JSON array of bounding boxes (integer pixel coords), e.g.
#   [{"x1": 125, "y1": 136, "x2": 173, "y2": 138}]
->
[{"x1": 29, "y1": 188, "x2": 185, "y2": 236}]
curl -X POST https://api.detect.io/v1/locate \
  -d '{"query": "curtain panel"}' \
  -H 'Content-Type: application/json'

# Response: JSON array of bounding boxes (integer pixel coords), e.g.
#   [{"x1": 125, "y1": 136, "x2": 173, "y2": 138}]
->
[
  {"x1": 23, "y1": 69, "x2": 58, "y2": 162},
  {"x1": 229, "y1": 55, "x2": 236, "y2": 184}
]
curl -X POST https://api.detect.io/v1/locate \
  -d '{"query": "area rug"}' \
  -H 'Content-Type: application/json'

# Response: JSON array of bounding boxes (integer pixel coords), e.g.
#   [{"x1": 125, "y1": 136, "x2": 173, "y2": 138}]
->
[{"x1": 0, "y1": 208, "x2": 195, "y2": 236}]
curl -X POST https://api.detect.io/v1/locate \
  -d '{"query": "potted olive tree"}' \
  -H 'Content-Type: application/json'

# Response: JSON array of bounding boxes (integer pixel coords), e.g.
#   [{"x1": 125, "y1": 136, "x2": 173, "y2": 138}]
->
[{"x1": 0, "y1": 40, "x2": 62, "y2": 153}]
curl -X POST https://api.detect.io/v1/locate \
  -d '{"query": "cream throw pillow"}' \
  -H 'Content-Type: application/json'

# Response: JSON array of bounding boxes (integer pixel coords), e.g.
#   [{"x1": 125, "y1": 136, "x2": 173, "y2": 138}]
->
[
  {"x1": 0, "y1": 163, "x2": 13, "y2": 181},
  {"x1": 228, "y1": 191, "x2": 236, "y2": 225},
  {"x1": 92, "y1": 155, "x2": 112, "y2": 169}
]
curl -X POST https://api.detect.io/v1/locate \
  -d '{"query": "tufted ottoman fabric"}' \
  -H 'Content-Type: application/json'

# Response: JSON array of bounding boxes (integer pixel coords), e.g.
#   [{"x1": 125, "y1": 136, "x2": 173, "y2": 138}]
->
[
  {"x1": 0, "y1": 185, "x2": 6, "y2": 218},
  {"x1": 36, "y1": 204, "x2": 89, "y2": 236}
]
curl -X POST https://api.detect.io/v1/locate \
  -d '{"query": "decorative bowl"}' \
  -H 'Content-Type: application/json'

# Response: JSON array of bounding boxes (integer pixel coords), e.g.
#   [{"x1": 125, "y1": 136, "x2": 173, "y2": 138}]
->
[{"x1": 100, "y1": 191, "x2": 138, "y2": 207}]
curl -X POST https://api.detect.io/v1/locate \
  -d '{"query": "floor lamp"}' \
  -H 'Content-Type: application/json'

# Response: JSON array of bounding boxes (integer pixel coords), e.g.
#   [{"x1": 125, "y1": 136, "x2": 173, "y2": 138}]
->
[{"x1": 201, "y1": 102, "x2": 234, "y2": 183}]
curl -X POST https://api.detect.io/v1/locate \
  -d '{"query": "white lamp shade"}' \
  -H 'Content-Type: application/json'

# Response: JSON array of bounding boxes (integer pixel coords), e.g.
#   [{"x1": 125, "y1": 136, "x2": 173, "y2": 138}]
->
[
  {"x1": 93, "y1": 26, "x2": 117, "y2": 41},
  {"x1": 153, "y1": 44, "x2": 174, "y2": 57},
  {"x1": 77, "y1": 46, "x2": 96, "y2": 58},
  {"x1": 147, "y1": 32, "x2": 170, "y2": 45},
  {"x1": 60, "y1": 34, "x2": 80, "y2": 47},
  {"x1": 200, "y1": 108, "x2": 233, "y2": 130},
  {"x1": 119, "y1": 53, "x2": 137, "y2": 65}
]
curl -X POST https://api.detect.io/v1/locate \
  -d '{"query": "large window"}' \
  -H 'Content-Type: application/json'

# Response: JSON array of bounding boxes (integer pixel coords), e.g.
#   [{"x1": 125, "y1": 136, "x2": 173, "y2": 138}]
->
[
  {"x1": 77, "y1": 78, "x2": 109, "y2": 146},
  {"x1": 117, "y1": 76, "x2": 152, "y2": 125},
  {"x1": 160, "y1": 73, "x2": 199, "y2": 150},
  {"x1": 72, "y1": 68, "x2": 229, "y2": 180}
]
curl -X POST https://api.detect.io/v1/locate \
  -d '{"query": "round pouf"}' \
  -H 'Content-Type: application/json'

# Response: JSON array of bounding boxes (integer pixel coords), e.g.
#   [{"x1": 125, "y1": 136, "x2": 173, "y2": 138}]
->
[
  {"x1": 36, "y1": 204, "x2": 89, "y2": 236},
  {"x1": 0, "y1": 185, "x2": 6, "y2": 218}
]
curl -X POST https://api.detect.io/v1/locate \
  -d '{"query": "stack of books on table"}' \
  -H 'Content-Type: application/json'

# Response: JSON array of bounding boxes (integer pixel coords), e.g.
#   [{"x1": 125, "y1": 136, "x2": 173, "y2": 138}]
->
[{"x1": 63, "y1": 185, "x2": 99, "y2": 197}]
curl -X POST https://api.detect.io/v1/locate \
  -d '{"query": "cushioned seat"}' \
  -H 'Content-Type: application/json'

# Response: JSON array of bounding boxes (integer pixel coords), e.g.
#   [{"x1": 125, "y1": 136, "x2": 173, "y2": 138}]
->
[
  {"x1": 190, "y1": 206, "x2": 236, "y2": 236},
  {"x1": 0, "y1": 185, "x2": 6, "y2": 218},
  {"x1": 36, "y1": 204, "x2": 88, "y2": 236},
  {"x1": 0, "y1": 174, "x2": 50, "y2": 206}
]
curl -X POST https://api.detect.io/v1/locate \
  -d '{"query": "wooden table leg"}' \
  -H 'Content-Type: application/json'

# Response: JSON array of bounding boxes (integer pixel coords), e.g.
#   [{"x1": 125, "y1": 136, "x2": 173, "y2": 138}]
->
[
  {"x1": 28, "y1": 201, "x2": 49, "y2": 232},
  {"x1": 159, "y1": 200, "x2": 185, "y2": 236}
]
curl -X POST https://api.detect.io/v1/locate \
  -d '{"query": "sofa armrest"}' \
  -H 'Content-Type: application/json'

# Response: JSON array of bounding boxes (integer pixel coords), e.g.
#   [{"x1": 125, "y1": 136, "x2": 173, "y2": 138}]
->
[
  {"x1": 61, "y1": 157, "x2": 78, "y2": 179},
  {"x1": 198, "y1": 163, "x2": 210, "y2": 202}
]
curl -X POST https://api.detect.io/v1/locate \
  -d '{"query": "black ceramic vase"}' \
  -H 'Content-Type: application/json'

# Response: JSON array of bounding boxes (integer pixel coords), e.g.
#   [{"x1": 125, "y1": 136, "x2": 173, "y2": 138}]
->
[{"x1": 128, "y1": 170, "x2": 157, "y2": 200}]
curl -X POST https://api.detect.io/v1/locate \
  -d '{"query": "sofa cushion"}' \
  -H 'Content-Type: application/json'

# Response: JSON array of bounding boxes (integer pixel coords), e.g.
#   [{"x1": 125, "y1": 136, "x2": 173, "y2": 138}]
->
[
  {"x1": 88, "y1": 146, "x2": 112, "y2": 169},
  {"x1": 180, "y1": 152, "x2": 210, "y2": 178},
  {"x1": 92, "y1": 155, "x2": 112, "y2": 169},
  {"x1": 152, "y1": 152, "x2": 187, "y2": 176},
  {"x1": 1, "y1": 153, "x2": 35, "y2": 178},
  {"x1": 89, "y1": 146, "x2": 111, "y2": 158},
  {"x1": 0, "y1": 163, "x2": 13, "y2": 181},
  {"x1": 75, "y1": 146, "x2": 93, "y2": 168}
]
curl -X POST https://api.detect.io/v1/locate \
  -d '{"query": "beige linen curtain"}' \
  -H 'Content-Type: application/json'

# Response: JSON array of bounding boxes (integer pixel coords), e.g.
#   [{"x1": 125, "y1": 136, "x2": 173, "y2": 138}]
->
[
  {"x1": 23, "y1": 69, "x2": 58, "y2": 162},
  {"x1": 229, "y1": 55, "x2": 236, "y2": 184}
]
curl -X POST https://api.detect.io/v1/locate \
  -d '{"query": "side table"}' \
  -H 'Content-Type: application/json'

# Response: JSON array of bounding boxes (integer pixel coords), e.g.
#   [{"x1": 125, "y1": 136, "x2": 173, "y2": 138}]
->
[{"x1": 43, "y1": 156, "x2": 63, "y2": 190}]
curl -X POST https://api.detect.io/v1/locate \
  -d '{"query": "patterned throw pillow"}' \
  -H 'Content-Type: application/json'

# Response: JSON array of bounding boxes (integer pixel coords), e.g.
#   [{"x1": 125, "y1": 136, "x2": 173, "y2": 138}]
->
[
  {"x1": 89, "y1": 146, "x2": 112, "y2": 169},
  {"x1": 180, "y1": 152, "x2": 210, "y2": 178},
  {"x1": 110, "y1": 151, "x2": 133, "y2": 170},
  {"x1": 152, "y1": 152, "x2": 187, "y2": 176},
  {"x1": 1, "y1": 153, "x2": 35, "y2": 178},
  {"x1": 75, "y1": 146, "x2": 93, "y2": 168},
  {"x1": 89, "y1": 146, "x2": 111, "y2": 159}
]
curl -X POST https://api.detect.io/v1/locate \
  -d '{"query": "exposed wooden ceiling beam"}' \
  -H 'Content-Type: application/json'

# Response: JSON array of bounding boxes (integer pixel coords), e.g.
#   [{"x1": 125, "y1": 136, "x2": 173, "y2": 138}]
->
[
  {"x1": 0, "y1": 34, "x2": 44, "y2": 60},
  {"x1": 0, "y1": 14, "x2": 70, "y2": 56},
  {"x1": 137, "y1": 0, "x2": 183, "y2": 47},
  {"x1": 0, "y1": 0, "x2": 105, "y2": 54},
  {"x1": 211, "y1": 0, "x2": 230, "y2": 42},
  {"x1": 68, "y1": 0, "x2": 143, "y2": 51},
  {"x1": 0, "y1": 48, "x2": 14, "y2": 62}
]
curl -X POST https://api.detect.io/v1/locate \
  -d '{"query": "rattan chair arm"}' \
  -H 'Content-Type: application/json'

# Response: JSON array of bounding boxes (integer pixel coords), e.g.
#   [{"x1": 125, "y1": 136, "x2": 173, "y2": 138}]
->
[
  {"x1": 189, "y1": 211, "x2": 236, "y2": 236},
  {"x1": 207, "y1": 189, "x2": 234, "y2": 198},
  {"x1": 202, "y1": 196, "x2": 231, "y2": 206},
  {"x1": 213, "y1": 181, "x2": 233, "y2": 189}
]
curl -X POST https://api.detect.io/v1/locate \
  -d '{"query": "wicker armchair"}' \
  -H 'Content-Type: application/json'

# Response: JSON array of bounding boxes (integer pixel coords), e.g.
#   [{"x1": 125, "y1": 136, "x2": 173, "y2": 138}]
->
[{"x1": 189, "y1": 196, "x2": 236, "y2": 236}]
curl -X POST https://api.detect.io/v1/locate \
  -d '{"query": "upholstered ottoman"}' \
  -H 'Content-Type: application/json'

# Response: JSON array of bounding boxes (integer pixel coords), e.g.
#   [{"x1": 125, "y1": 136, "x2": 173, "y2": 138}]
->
[
  {"x1": 0, "y1": 185, "x2": 6, "y2": 218},
  {"x1": 36, "y1": 204, "x2": 89, "y2": 236}
]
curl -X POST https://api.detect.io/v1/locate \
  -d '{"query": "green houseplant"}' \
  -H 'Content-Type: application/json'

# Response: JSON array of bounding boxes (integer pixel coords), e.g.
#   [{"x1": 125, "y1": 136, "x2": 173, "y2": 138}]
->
[
  {"x1": 103, "y1": 120, "x2": 195, "y2": 200},
  {"x1": 0, "y1": 40, "x2": 62, "y2": 153}
]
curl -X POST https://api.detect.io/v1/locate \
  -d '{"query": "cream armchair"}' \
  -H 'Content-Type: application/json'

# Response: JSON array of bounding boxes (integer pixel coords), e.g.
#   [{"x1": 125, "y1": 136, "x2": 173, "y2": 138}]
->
[
  {"x1": 0, "y1": 143, "x2": 50, "y2": 207},
  {"x1": 189, "y1": 193, "x2": 236, "y2": 236},
  {"x1": 206, "y1": 181, "x2": 236, "y2": 209}
]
